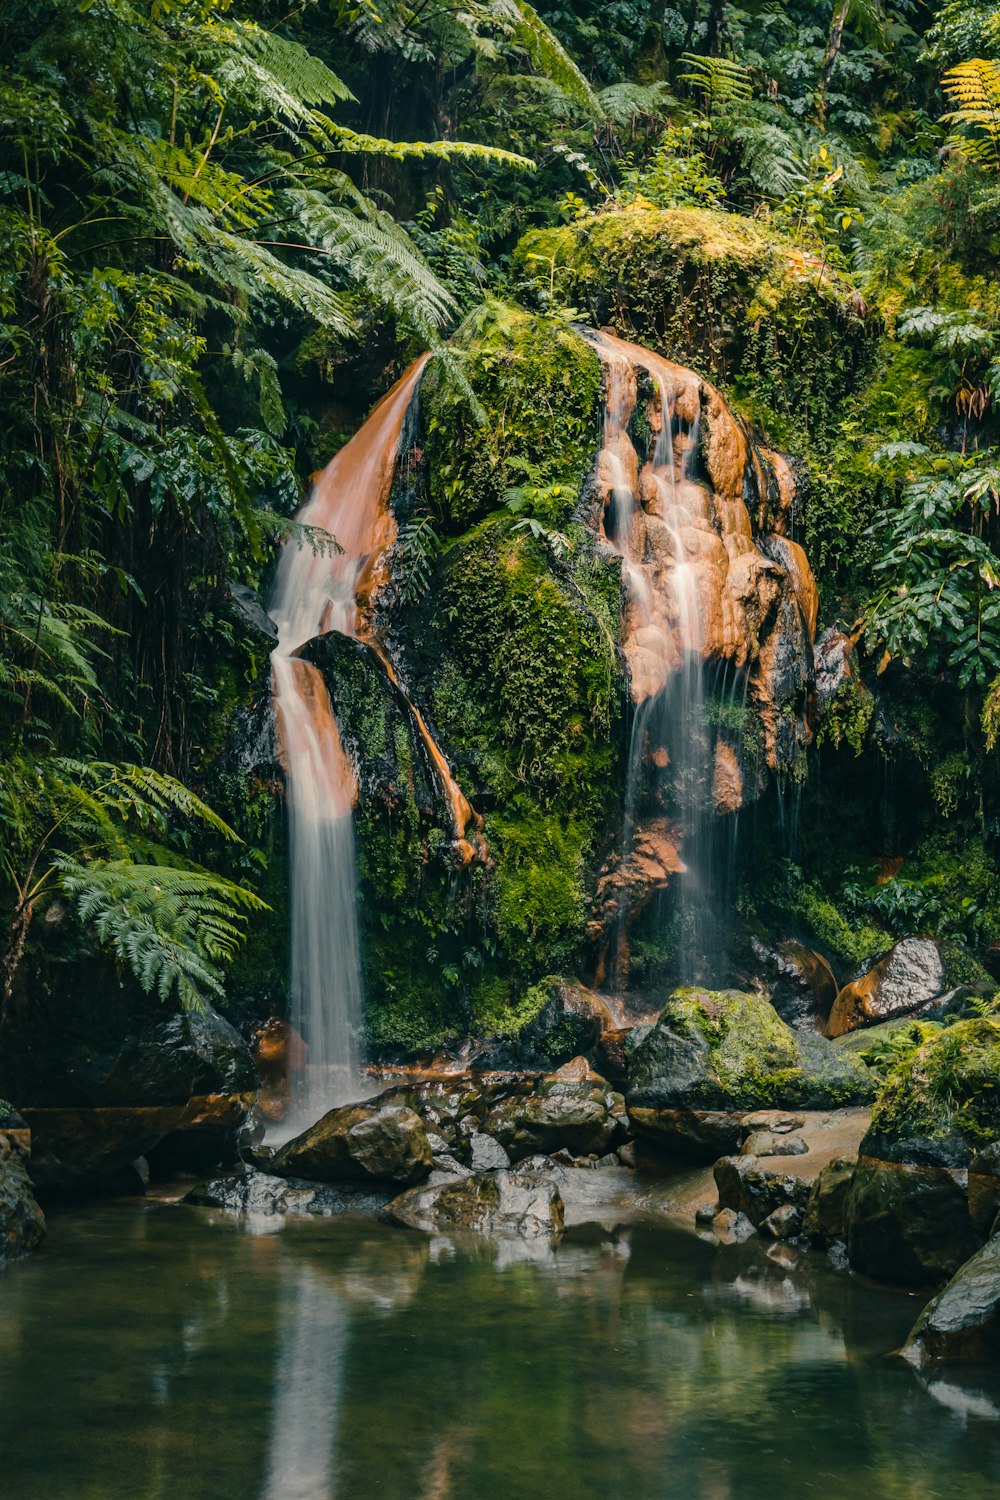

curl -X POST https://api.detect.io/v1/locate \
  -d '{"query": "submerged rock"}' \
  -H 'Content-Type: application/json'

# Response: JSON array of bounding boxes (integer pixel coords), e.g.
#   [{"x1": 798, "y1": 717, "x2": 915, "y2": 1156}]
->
[
  {"x1": 389, "y1": 1170, "x2": 564, "y2": 1239},
  {"x1": 626, "y1": 988, "x2": 872, "y2": 1159},
  {"x1": 902, "y1": 1235, "x2": 1000, "y2": 1364},
  {"x1": 825, "y1": 938, "x2": 945, "y2": 1038},
  {"x1": 271, "y1": 1101, "x2": 433, "y2": 1187},
  {"x1": 0, "y1": 1157, "x2": 45, "y2": 1260}
]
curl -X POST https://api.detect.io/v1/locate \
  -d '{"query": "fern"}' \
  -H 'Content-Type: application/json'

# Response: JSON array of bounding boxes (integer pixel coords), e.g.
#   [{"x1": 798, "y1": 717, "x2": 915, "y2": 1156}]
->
[
  {"x1": 493, "y1": 0, "x2": 601, "y2": 118},
  {"x1": 56, "y1": 859, "x2": 267, "y2": 1010},
  {"x1": 680, "y1": 53, "x2": 753, "y2": 110},
  {"x1": 597, "y1": 81, "x2": 677, "y2": 128},
  {"x1": 943, "y1": 59, "x2": 1000, "y2": 169}
]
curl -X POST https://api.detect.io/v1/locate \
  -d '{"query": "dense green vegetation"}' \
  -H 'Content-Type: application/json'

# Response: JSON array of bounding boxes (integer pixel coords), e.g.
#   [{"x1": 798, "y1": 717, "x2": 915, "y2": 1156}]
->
[{"x1": 4, "y1": 0, "x2": 1000, "y2": 1050}]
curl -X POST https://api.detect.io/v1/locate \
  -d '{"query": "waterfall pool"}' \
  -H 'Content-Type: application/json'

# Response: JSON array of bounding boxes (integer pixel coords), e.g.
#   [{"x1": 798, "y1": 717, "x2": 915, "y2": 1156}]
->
[{"x1": 2, "y1": 1196, "x2": 999, "y2": 1499}]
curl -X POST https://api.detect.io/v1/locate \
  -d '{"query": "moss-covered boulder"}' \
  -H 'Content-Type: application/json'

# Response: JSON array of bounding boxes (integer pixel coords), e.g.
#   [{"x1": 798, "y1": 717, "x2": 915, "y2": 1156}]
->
[
  {"x1": 513, "y1": 205, "x2": 872, "y2": 434},
  {"x1": 861, "y1": 1017, "x2": 1000, "y2": 1170},
  {"x1": 626, "y1": 988, "x2": 873, "y2": 1123}
]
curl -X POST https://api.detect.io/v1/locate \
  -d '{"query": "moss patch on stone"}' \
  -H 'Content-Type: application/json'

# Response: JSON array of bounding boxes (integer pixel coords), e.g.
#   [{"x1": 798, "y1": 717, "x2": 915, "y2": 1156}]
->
[{"x1": 867, "y1": 1017, "x2": 1000, "y2": 1161}]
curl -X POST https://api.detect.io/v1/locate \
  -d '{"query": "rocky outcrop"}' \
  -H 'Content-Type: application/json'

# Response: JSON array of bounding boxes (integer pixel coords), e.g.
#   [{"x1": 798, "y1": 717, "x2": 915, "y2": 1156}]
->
[
  {"x1": 825, "y1": 938, "x2": 945, "y2": 1038},
  {"x1": 625, "y1": 988, "x2": 873, "y2": 1158},
  {"x1": 802, "y1": 1156, "x2": 857, "y2": 1247},
  {"x1": 751, "y1": 937, "x2": 839, "y2": 1030},
  {"x1": 846, "y1": 1155, "x2": 980, "y2": 1287},
  {"x1": 0, "y1": 1156, "x2": 45, "y2": 1260},
  {"x1": 902, "y1": 1235, "x2": 1000, "y2": 1364},
  {"x1": 713, "y1": 1154, "x2": 811, "y2": 1228},
  {"x1": 514, "y1": 979, "x2": 617, "y2": 1070},
  {"x1": 270, "y1": 1100, "x2": 433, "y2": 1187},
  {"x1": 481, "y1": 1066, "x2": 626, "y2": 1162},
  {"x1": 389, "y1": 1169, "x2": 564, "y2": 1239}
]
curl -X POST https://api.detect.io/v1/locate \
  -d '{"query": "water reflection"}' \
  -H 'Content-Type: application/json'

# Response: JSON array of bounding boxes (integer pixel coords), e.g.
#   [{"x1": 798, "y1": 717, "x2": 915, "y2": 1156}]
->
[{"x1": 2, "y1": 1203, "x2": 1000, "y2": 1500}]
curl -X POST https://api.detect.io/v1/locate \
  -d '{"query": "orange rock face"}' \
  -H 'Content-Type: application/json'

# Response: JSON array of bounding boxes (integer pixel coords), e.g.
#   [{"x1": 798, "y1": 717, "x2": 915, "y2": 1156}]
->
[{"x1": 254, "y1": 1018, "x2": 307, "y2": 1122}]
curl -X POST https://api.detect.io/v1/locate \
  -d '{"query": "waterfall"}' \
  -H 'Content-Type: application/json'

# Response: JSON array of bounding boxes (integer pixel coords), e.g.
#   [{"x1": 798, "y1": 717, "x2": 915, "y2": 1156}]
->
[
  {"x1": 269, "y1": 358, "x2": 429, "y2": 1127},
  {"x1": 592, "y1": 332, "x2": 736, "y2": 986}
]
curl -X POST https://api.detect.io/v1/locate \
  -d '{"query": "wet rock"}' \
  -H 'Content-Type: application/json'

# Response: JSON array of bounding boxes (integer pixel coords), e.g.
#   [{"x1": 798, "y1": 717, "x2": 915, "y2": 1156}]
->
[
  {"x1": 481, "y1": 1073, "x2": 624, "y2": 1162},
  {"x1": 969, "y1": 1144, "x2": 1000, "y2": 1237},
  {"x1": 23, "y1": 1093, "x2": 255, "y2": 1194},
  {"x1": 902, "y1": 1235, "x2": 1000, "y2": 1364},
  {"x1": 626, "y1": 988, "x2": 872, "y2": 1159},
  {"x1": 271, "y1": 1101, "x2": 433, "y2": 1187},
  {"x1": 0, "y1": 1157, "x2": 45, "y2": 1260},
  {"x1": 740, "y1": 1109, "x2": 805, "y2": 1134},
  {"x1": 389, "y1": 1170, "x2": 564, "y2": 1239},
  {"x1": 253, "y1": 1019, "x2": 306, "y2": 1124},
  {"x1": 760, "y1": 1203, "x2": 803, "y2": 1239},
  {"x1": 468, "y1": 1133, "x2": 510, "y2": 1172},
  {"x1": 79, "y1": 1007, "x2": 256, "y2": 1106},
  {"x1": 751, "y1": 937, "x2": 838, "y2": 1029},
  {"x1": 188, "y1": 1167, "x2": 393, "y2": 1219},
  {"x1": 427, "y1": 1155, "x2": 473, "y2": 1183},
  {"x1": 826, "y1": 939, "x2": 945, "y2": 1038},
  {"x1": 695, "y1": 1201, "x2": 718, "y2": 1226},
  {"x1": 802, "y1": 1156, "x2": 857, "y2": 1246},
  {"x1": 516, "y1": 979, "x2": 615, "y2": 1069},
  {"x1": 740, "y1": 1131, "x2": 808, "y2": 1157},
  {"x1": 713, "y1": 1155, "x2": 811, "y2": 1228},
  {"x1": 616, "y1": 1142, "x2": 638, "y2": 1169},
  {"x1": 813, "y1": 626, "x2": 857, "y2": 715},
  {"x1": 846, "y1": 1156, "x2": 980, "y2": 1288},
  {"x1": 712, "y1": 1208, "x2": 756, "y2": 1245}
]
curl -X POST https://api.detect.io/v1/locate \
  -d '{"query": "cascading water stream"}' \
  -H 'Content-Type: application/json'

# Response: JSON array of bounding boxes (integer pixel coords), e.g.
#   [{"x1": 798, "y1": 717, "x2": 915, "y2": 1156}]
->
[
  {"x1": 269, "y1": 359, "x2": 429, "y2": 1129},
  {"x1": 591, "y1": 332, "x2": 737, "y2": 985}
]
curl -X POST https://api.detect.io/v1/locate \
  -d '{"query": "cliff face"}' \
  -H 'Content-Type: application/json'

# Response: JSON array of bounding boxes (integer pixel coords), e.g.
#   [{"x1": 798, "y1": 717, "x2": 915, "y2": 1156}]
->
[{"x1": 299, "y1": 278, "x2": 836, "y2": 1048}]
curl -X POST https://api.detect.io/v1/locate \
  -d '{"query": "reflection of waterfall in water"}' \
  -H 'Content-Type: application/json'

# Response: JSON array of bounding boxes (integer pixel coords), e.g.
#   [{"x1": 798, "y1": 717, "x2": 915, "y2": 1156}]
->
[
  {"x1": 263, "y1": 1264, "x2": 348, "y2": 1500},
  {"x1": 593, "y1": 332, "x2": 742, "y2": 986},
  {"x1": 269, "y1": 360, "x2": 428, "y2": 1127}
]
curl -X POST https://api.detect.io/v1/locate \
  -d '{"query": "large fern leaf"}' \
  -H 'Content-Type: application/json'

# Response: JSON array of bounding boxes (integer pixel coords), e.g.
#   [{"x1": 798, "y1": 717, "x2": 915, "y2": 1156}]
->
[{"x1": 943, "y1": 59, "x2": 1000, "y2": 168}]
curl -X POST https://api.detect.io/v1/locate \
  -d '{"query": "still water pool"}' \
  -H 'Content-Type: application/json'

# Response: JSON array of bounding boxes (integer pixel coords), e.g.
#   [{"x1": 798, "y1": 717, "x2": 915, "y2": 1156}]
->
[{"x1": 1, "y1": 1197, "x2": 998, "y2": 1500}]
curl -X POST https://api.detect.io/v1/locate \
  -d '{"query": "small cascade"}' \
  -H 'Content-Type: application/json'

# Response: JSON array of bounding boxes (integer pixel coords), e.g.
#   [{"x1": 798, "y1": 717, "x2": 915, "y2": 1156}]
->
[
  {"x1": 589, "y1": 330, "x2": 818, "y2": 988},
  {"x1": 269, "y1": 359, "x2": 429, "y2": 1127}
]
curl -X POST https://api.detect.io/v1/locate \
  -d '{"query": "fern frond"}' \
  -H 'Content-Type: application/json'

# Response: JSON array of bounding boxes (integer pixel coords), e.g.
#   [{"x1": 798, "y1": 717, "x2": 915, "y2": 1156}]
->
[
  {"x1": 943, "y1": 59, "x2": 1000, "y2": 169},
  {"x1": 492, "y1": 0, "x2": 601, "y2": 118},
  {"x1": 680, "y1": 53, "x2": 753, "y2": 109},
  {"x1": 597, "y1": 81, "x2": 677, "y2": 127},
  {"x1": 56, "y1": 859, "x2": 267, "y2": 1010}
]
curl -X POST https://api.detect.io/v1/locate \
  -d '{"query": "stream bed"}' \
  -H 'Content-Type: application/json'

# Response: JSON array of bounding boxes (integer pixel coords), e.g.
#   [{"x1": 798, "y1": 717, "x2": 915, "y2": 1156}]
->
[{"x1": 2, "y1": 1196, "x2": 999, "y2": 1499}]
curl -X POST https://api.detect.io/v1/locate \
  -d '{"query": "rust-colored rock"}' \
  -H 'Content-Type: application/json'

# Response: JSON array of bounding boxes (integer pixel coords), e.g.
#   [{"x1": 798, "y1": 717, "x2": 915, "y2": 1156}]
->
[
  {"x1": 712, "y1": 740, "x2": 743, "y2": 815},
  {"x1": 826, "y1": 939, "x2": 945, "y2": 1038},
  {"x1": 254, "y1": 1018, "x2": 306, "y2": 1123}
]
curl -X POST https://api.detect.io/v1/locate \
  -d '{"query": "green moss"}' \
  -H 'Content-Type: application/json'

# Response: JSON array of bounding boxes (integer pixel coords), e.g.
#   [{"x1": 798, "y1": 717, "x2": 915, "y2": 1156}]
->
[
  {"x1": 512, "y1": 205, "x2": 873, "y2": 437},
  {"x1": 468, "y1": 974, "x2": 547, "y2": 1038},
  {"x1": 421, "y1": 299, "x2": 603, "y2": 533},
  {"x1": 870, "y1": 1017, "x2": 1000, "y2": 1151},
  {"x1": 665, "y1": 987, "x2": 802, "y2": 1100}
]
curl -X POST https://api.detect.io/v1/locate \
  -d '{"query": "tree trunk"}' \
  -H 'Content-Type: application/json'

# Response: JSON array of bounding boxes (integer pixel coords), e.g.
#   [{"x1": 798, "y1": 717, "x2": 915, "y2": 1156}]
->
[{"x1": 817, "y1": 0, "x2": 851, "y2": 124}]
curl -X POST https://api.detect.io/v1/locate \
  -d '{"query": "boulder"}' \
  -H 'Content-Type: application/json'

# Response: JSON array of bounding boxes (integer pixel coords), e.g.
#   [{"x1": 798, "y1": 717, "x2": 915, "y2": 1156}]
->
[
  {"x1": 481, "y1": 1070, "x2": 625, "y2": 1162},
  {"x1": 22, "y1": 1092, "x2": 255, "y2": 1194},
  {"x1": 515, "y1": 979, "x2": 615, "y2": 1069},
  {"x1": 713, "y1": 1154, "x2": 811, "y2": 1228},
  {"x1": 826, "y1": 938, "x2": 945, "y2": 1038},
  {"x1": 802, "y1": 1156, "x2": 857, "y2": 1246},
  {"x1": 846, "y1": 1156, "x2": 980, "y2": 1287},
  {"x1": 389, "y1": 1170, "x2": 564, "y2": 1239},
  {"x1": 271, "y1": 1100, "x2": 433, "y2": 1186},
  {"x1": 0, "y1": 1156, "x2": 45, "y2": 1260},
  {"x1": 468, "y1": 1133, "x2": 510, "y2": 1172},
  {"x1": 740, "y1": 1130, "x2": 808, "y2": 1157},
  {"x1": 751, "y1": 937, "x2": 839, "y2": 1029},
  {"x1": 626, "y1": 988, "x2": 872, "y2": 1159},
  {"x1": 902, "y1": 1235, "x2": 1000, "y2": 1364}
]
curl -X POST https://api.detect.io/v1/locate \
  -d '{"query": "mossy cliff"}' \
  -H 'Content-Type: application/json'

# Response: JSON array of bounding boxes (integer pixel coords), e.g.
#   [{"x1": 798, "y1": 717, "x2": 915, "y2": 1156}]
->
[{"x1": 513, "y1": 205, "x2": 873, "y2": 439}]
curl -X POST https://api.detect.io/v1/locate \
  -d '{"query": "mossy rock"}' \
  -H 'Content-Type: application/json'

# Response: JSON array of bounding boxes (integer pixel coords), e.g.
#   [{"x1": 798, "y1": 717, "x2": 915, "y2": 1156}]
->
[
  {"x1": 626, "y1": 986, "x2": 874, "y2": 1114},
  {"x1": 513, "y1": 205, "x2": 873, "y2": 435},
  {"x1": 863, "y1": 1017, "x2": 1000, "y2": 1168}
]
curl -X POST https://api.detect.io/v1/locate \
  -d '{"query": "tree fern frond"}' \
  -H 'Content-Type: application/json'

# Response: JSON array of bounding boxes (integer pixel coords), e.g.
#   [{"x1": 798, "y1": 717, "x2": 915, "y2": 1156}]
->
[
  {"x1": 943, "y1": 59, "x2": 1000, "y2": 168},
  {"x1": 492, "y1": 0, "x2": 601, "y2": 118},
  {"x1": 597, "y1": 81, "x2": 677, "y2": 127},
  {"x1": 680, "y1": 53, "x2": 753, "y2": 108}
]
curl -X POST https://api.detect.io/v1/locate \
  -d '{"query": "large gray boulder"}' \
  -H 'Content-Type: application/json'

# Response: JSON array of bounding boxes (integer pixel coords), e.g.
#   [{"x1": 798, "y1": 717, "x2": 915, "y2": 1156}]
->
[
  {"x1": 481, "y1": 1064, "x2": 625, "y2": 1162},
  {"x1": 271, "y1": 1101, "x2": 433, "y2": 1186},
  {"x1": 903, "y1": 1235, "x2": 1000, "y2": 1364},
  {"x1": 389, "y1": 1170, "x2": 564, "y2": 1238}
]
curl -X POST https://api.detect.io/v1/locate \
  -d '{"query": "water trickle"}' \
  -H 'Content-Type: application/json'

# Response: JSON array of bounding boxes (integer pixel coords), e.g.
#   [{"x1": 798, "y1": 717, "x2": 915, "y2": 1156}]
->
[
  {"x1": 591, "y1": 332, "x2": 743, "y2": 986},
  {"x1": 269, "y1": 358, "x2": 429, "y2": 1127}
]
